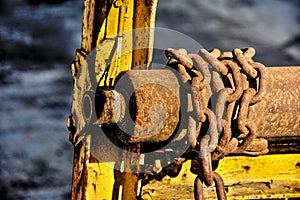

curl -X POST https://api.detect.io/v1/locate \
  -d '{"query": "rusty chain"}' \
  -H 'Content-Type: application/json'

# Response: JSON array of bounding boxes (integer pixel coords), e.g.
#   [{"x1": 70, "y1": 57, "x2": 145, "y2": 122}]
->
[{"x1": 159, "y1": 47, "x2": 268, "y2": 200}]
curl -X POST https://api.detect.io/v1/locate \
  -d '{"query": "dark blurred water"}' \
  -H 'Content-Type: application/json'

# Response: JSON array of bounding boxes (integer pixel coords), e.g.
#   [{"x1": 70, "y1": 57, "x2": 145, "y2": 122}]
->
[
  {"x1": 0, "y1": 0, "x2": 299, "y2": 199},
  {"x1": 0, "y1": 1, "x2": 82, "y2": 199}
]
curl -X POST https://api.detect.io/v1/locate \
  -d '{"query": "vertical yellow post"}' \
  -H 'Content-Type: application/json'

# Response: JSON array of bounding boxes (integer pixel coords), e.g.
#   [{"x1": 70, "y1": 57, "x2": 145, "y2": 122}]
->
[{"x1": 70, "y1": 0, "x2": 158, "y2": 199}]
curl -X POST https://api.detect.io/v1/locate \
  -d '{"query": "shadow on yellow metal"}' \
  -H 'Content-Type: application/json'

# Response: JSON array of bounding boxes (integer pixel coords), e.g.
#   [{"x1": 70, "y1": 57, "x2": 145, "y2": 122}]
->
[
  {"x1": 142, "y1": 154, "x2": 300, "y2": 199},
  {"x1": 82, "y1": 154, "x2": 300, "y2": 199},
  {"x1": 95, "y1": 0, "x2": 158, "y2": 86},
  {"x1": 95, "y1": 0, "x2": 134, "y2": 86}
]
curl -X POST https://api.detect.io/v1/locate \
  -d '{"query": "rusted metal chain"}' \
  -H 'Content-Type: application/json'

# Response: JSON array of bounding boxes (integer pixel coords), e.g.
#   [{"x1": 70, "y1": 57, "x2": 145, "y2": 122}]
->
[
  {"x1": 199, "y1": 135, "x2": 214, "y2": 186},
  {"x1": 250, "y1": 62, "x2": 267, "y2": 104},
  {"x1": 221, "y1": 60, "x2": 243, "y2": 102},
  {"x1": 139, "y1": 47, "x2": 267, "y2": 199},
  {"x1": 188, "y1": 53, "x2": 211, "y2": 89},
  {"x1": 233, "y1": 48, "x2": 257, "y2": 78},
  {"x1": 194, "y1": 175, "x2": 204, "y2": 200},
  {"x1": 162, "y1": 47, "x2": 267, "y2": 200},
  {"x1": 212, "y1": 171, "x2": 227, "y2": 200},
  {"x1": 194, "y1": 171, "x2": 226, "y2": 200},
  {"x1": 199, "y1": 49, "x2": 228, "y2": 75}
]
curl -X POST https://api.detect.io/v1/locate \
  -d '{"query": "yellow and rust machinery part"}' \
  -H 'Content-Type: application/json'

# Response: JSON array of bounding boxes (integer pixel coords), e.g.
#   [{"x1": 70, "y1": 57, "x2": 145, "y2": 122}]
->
[
  {"x1": 69, "y1": 0, "x2": 159, "y2": 199},
  {"x1": 67, "y1": 0, "x2": 300, "y2": 199}
]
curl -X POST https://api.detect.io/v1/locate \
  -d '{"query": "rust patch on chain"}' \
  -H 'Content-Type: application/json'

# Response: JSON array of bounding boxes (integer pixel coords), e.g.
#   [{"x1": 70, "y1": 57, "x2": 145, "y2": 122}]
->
[
  {"x1": 212, "y1": 171, "x2": 227, "y2": 200},
  {"x1": 194, "y1": 175, "x2": 204, "y2": 200}
]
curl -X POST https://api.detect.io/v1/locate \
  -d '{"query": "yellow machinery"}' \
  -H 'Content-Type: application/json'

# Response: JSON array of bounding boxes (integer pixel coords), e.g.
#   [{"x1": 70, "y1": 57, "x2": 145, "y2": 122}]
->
[{"x1": 67, "y1": 0, "x2": 300, "y2": 199}]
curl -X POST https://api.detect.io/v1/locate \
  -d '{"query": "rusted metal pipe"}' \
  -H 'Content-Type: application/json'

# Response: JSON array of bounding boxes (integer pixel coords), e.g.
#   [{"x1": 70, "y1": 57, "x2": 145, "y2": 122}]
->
[
  {"x1": 95, "y1": 66, "x2": 300, "y2": 148},
  {"x1": 253, "y1": 66, "x2": 300, "y2": 139}
]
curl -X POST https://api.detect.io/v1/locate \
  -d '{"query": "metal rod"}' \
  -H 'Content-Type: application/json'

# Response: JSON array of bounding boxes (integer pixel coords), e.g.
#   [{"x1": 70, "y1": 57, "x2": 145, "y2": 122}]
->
[{"x1": 252, "y1": 66, "x2": 300, "y2": 139}]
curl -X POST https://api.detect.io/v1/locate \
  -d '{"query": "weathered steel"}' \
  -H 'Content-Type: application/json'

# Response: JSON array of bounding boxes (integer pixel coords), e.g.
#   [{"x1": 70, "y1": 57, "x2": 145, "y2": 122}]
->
[
  {"x1": 95, "y1": 69, "x2": 181, "y2": 143},
  {"x1": 253, "y1": 66, "x2": 300, "y2": 139},
  {"x1": 96, "y1": 90, "x2": 125, "y2": 124},
  {"x1": 132, "y1": 0, "x2": 158, "y2": 69},
  {"x1": 117, "y1": 70, "x2": 180, "y2": 142},
  {"x1": 268, "y1": 136, "x2": 300, "y2": 153},
  {"x1": 81, "y1": 0, "x2": 114, "y2": 53},
  {"x1": 78, "y1": 64, "x2": 300, "y2": 199}
]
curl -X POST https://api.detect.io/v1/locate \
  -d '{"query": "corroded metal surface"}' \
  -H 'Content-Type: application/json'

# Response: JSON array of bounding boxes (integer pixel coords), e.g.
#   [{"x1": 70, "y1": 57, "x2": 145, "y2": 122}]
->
[
  {"x1": 253, "y1": 66, "x2": 300, "y2": 138},
  {"x1": 95, "y1": 69, "x2": 181, "y2": 143},
  {"x1": 132, "y1": 0, "x2": 158, "y2": 69},
  {"x1": 113, "y1": 69, "x2": 180, "y2": 143},
  {"x1": 96, "y1": 90, "x2": 125, "y2": 124},
  {"x1": 81, "y1": 0, "x2": 114, "y2": 53}
]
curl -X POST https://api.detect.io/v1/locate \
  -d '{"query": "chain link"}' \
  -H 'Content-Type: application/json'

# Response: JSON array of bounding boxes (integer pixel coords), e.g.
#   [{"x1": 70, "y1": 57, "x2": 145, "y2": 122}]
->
[{"x1": 163, "y1": 47, "x2": 268, "y2": 200}]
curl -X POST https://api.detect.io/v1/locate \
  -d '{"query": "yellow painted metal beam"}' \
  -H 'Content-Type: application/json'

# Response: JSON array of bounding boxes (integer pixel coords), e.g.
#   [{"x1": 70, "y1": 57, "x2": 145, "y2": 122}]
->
[
  {"x1": 71, "y1": 0, "x2": 159, "y2": 199},
  {"x1": 86, "y1": 162, "x2": 115, "y2": 200},
  {"x1": 142, "y1": 154, "x2": 300, "y2": 199},
  {"x1": 95, "y1": 0, "x2": 158, "y2": 86},
  {"x1": 75, "y1": 152, "x2": 300, "y2": 199}
]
